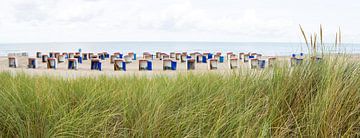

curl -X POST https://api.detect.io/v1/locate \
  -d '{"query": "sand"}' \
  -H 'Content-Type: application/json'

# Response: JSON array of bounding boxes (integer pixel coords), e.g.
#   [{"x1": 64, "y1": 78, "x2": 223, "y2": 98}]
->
[{"x1": 1, "y1": 55, "x2": 283, "y2": 78}]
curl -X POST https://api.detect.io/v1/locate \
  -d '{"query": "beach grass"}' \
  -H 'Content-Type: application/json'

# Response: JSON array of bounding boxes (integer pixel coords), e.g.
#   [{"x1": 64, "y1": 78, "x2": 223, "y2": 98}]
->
[{"x1": 0, "y1": 55, "x2": 359, "y2": 137}]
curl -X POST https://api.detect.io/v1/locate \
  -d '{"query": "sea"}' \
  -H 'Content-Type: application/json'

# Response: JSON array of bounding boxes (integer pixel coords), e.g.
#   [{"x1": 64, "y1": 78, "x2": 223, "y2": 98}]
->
[{"x1": 0, "y1": 42, "x2": 359, "y2": 56}]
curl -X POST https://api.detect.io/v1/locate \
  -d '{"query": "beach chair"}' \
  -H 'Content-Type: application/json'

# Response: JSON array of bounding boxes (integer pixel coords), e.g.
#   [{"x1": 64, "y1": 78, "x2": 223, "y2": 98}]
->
[
  {"x1": 156, "y1": 52, "x2": 161, "y2": 59},
  {"x1": 196, "y1": 54, "x2": 203, "y2": 63},
  {"x1": 42, "y1": 55, "x2": 48, "y2": 63},
  {"x1": 268, "y1": 57, "x2": 276, "y2": 67},
  {"x1": 91, "y1": 59, "x2": 102, "y2": 71},
  {"x1": 143, "y1": 53, "x2": 153, "y2": 60},
  {"x1": 226, "y1": 52, "x2": 233, "y2": 60},
  {"x1": 28, "y1": 58, "x2": 37, "y2": 69},
  {"x1": 243, "y1": 54, "x2": 250, "y2": 63},
  {"x1": 170, "y1": 52, "x2": 176, "y2": 59},
  {"x1": 47, "y1": 58, "x2": 57, "y2": 69},
  {"x1": 187, "y1": 59, "x2": 195, "y2": 70},
  {"x1": 124, "y1": 55, "x2": 132, "y2": 63},
  {"x1": 161, "y1": 53, "x2": 170, "y2": 60},
  {"x1": 68, "y1": 58, "x2": 78, "y2": 70},
  {"x1": 114, "y1": 59, "x2": 126, "y2": 71},
  {"x1": 229, "y1": 58, "x2": 238, "y2": 69},
  {"x1": 114, "y1": 52, "x2": 121, "y2": 59},
  {"x1": 110, "y1": 55, "x2": 117, "y2": 64},
  {"x1": 82, "y1": 53, "x2": 89, "y2": 60},
  {"x1": 175, "y1": 53, "x2": 181, "y2": 60},
  {"x1": 208, "y1": 59, "x2": 218, "y2": 70},
  {"x1": 98, "y1": 53, "x2": 105, "y2": 60},
  {"x1": 8, "y1": 56, "x2": 17, "y2": 68},
  {"x1": 258, "y1": 60, "x2": 266, "y2": 69},
  {"x1": 139, "y1": 60, "x2": 152, "y2": 71},
  {"x1": 68, "y1": 53, "x2": 75, "y2": 59},
  {"x1": 239, "y1": 53, "x2": 244, "y2": 60},
  {"x1": 250, "y1": 58, "x2": 259, "y2": 69},
  {"x1": 36, "y1": 52, "x2": 42, "y2": 58},
  {"x1": 57, "y1": 54, "x2": 65, "y2": 63},
  {"x1": 128, "y1": 52, "x2": 136, "y2": 60},
  {"x1": 163, "y1": 59, "x2": 177, "y2": 70},
  {"x1": 181, "y1": 54, "x2": 187, "y2": 63}
]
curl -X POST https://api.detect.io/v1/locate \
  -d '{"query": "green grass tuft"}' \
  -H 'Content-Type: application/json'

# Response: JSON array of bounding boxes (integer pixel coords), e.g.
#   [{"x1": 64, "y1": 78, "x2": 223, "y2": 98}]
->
[{"x1": 0, "y1": 55, "x2": 359, "y2": 137}]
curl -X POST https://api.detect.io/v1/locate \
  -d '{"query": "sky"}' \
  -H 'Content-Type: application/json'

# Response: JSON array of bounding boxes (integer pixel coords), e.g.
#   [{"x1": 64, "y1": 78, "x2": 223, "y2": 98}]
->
[{"x1": 0, "y1": 0, "x2": 359, "y2": 43}]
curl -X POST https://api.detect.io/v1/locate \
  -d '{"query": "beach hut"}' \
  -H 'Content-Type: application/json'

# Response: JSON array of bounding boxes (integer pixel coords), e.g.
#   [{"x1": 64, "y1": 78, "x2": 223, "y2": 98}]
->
[
  {"x1": 128, "y1": 52, "x2": 136, "y2": 60},
  {"x1": 139, "y1": 59, "x2": 152, "y2": 71},
  {"x1": 259, "y1": 60, "x2": 266, "y2": 69},
  {"x1": 68, "y1": 53, "x2": 75, "y2": 59},
  {"x1": 114, "y1": 59, "x2": 126, "y2": 71},
  {"x1": 187, "y1": 59, "x2": 196, "y2": 70},
  {"x1": 8, "y1": 56, "x2": 17, "y2": 68},
  {"x1": 91, "y1": 58, "x2": 102, "y2": 71},
  {"x1": 47, "y1": 58, "x2": 57, "y2": 69},
  {"x1": 124, "y1": 55, "x2": 132, "y2": 63},
  {"x1": 163, "y1": 59, "x2": 177, "y2": 70},
  {"x1": 82, "y1": 53, "x2": 89, "y2": 60},
  {"x1": 68, "y1": 58, "x2": 78, "y2": 70},
  {"x1": 170, "y1": 52, "x2": 176, "y2": 58},
  {"x1": 268, "y1": 57, "x2": 276, "y2": 67},
  {"x1": 208, "y1": 59, "x2": 218, "y2": 70},
  {"x1": 226, "y1": 52, "x2": 233, "y2": 60},
  {"x1": 156, "y1": 52, "x2": 161, "y2": 59},
  {"x1": 229, "y1": 58, "x2": 238, "y2": 69},
  {"x1": 28, "y1": 58, "x2": 37, "y2": 69},
  {"x1": 42, "y1": 55, "x2": 48, "y2": 63},
  {"x1": 58, "y1": 54, "x2": 65, "y2": 63},
  {"x1": 36, "y1": 52, "x2": 42, "y2": 58},
  {"x1": 175, "y1": 53, "x2": 181, "y2": 60},
  {"x1": 181, "y1": 54, "x2": 187, "y2": 63},
  {"x1": 250, "y1": 58, "x2": 259, "y2": 69},
  {"x1": 74, "y1": 55, "x2": 82, "y2": 64}
]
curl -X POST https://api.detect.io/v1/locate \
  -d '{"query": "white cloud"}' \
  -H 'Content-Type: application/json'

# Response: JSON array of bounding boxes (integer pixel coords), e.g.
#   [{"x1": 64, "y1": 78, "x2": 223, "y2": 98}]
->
[{"x1": 0, "y1": 0, "x2": 358, "y2": 43}]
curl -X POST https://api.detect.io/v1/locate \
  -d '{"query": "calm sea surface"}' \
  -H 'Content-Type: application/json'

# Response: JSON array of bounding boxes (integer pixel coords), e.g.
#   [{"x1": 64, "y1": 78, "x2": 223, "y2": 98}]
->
[{"x1": 0, "y1": 42, "x2": 359, "y2": 56}]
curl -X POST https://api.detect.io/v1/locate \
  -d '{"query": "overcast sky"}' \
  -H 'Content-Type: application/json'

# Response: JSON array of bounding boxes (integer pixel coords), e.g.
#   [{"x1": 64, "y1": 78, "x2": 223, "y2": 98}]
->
[{"x1": 0, "y1": 0, "x2": 359, "y2": 43}]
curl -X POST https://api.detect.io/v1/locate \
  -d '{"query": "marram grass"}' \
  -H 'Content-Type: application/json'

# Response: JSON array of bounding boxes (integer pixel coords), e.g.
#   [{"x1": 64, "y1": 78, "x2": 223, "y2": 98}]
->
[{"x1": 0, "y1": 56, "x2": 359, "y2": 137}]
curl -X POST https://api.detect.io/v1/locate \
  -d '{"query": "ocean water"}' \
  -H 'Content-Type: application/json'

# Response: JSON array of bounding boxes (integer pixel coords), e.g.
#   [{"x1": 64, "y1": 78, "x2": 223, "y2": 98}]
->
[{"x1": 0, "y1": 42, "x2": 359, "y2": 56}]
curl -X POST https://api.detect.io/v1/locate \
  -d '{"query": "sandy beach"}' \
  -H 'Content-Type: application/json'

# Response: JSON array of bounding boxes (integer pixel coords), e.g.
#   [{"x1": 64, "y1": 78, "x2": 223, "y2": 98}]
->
[{"x1": 0, "y1": 54, "x2": 284, "y2": 78}]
